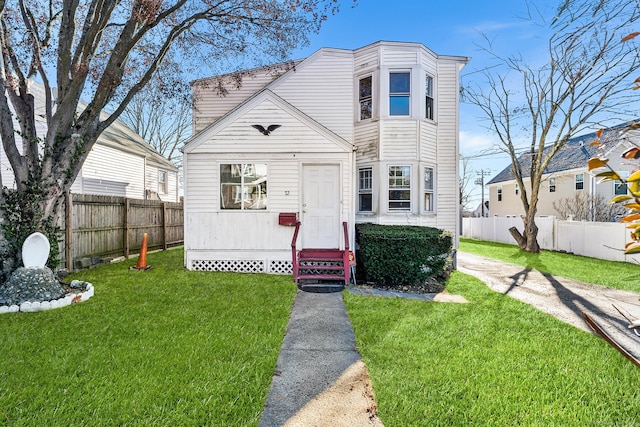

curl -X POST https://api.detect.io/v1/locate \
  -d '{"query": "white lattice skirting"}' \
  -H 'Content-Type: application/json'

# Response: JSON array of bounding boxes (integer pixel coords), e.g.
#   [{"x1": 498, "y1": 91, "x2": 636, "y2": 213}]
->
[{"x1": 190, "y1": 259, "x2": 292, "y2": 274}]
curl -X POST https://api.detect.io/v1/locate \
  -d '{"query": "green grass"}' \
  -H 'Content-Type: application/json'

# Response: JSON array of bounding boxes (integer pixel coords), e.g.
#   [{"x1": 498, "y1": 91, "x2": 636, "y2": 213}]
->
[
  {"x1": 460, "y1": 237, "x2": 640, "y2": 292},
  {"x1": 0, "y1": 248, "x2": 297, "y2": 426},
  {"x1": 345, "y1": 271, "x2": 640, "y2": 426}
]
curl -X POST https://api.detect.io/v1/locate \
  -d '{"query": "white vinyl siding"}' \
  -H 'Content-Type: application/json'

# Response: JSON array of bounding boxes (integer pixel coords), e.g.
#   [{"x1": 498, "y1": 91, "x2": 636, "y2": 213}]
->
[{"x1": 77, "y1": 143, "x2": 144, "y2": 198}]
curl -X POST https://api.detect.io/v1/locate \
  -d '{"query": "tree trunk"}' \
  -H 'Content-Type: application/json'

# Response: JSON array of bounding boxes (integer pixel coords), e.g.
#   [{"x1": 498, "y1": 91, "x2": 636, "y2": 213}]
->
[{"x1": 508, "y1": 217, "x2": 540, "y2": 253}]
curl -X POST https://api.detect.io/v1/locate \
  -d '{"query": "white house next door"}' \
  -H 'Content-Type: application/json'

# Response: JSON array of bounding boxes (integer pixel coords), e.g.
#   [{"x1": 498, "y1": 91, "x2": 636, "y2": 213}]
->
[{"x1": 302, "y1": 164, "x2": 341, "y2": 248}]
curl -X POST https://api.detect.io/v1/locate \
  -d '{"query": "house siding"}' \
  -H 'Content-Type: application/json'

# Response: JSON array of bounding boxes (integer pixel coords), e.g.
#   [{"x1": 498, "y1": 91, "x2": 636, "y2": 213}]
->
[
  {"x1": 269, "y1": 50, "x2": 354, "y2": 141},
  {"x1": 191, "y1": 72, "x2": 279, "y2": 134},
  {"x1": 75, "y1": 143, "x2": 146, "y2": 199}
]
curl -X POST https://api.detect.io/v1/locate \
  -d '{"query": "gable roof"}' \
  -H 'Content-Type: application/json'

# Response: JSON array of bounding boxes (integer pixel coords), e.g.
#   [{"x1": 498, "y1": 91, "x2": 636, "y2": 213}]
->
[
  {"x1": 182, "y1": 89, "x2": 354, "y2": 154},
  {"x1": 23, "y1": 80, "x2": 177, "y2": 172},
  {"x1": 487, "y1": 121, "x2": 638, "y2": 185}
]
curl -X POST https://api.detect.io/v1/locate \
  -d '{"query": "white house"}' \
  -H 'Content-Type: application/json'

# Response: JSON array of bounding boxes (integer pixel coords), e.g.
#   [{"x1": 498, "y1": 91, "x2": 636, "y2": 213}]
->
[
  {"x1": 486, "y1": 122, "x2": 640, "y2": 220},
  {"x1": 182, "y1": 41, "x2": 469, "y2": 280},
  {"x1": 1, "y1": 81, "x2": 180, "y2": 202}
]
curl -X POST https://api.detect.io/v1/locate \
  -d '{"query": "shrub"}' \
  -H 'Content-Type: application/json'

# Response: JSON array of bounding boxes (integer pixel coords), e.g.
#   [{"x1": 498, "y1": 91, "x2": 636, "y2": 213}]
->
[{"x1": 356, "y1": 223, "x2": 452, "y2": 287}]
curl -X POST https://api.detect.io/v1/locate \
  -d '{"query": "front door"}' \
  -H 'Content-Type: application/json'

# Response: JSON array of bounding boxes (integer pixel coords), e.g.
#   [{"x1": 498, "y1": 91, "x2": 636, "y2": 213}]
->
[{"x1": 302, "y1": 164, "x2": 341, "y2": 248}]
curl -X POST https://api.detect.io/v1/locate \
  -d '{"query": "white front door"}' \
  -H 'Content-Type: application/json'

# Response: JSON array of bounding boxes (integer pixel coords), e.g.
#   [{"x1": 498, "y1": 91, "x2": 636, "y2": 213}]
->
[{"x1": 302, "y1": 164, "x2": 341, "y2": 248}]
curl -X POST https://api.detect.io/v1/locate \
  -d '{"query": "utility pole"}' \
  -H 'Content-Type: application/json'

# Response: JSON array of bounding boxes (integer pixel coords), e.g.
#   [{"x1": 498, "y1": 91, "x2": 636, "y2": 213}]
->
[{"x1": 475, "y1": 169, "x2": 491, "y2": 217}]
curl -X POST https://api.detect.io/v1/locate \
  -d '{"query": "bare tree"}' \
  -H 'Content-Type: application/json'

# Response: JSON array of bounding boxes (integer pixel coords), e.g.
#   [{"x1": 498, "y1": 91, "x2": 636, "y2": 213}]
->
[
  {"x1": 553, "y1": 192, "x2": 627, "y2": 222},
  {"x1": 120, "y1": 78, "x2": 190, "y2": 166},
  {"x1": 0, "y1": 0, "x2": 354, "y2": 278},
  {"x1": 459, "y1": 156, "x2": 475, "y2": 214},
  {"x1": 465, "y1": 0, "x2": 640, "y2": 252}
]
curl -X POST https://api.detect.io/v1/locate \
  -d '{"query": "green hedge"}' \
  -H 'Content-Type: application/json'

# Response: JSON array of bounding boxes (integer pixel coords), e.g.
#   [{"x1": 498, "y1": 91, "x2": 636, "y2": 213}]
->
[{"x1": 355, "y1": 223, "x2": 453, "y2": 287}]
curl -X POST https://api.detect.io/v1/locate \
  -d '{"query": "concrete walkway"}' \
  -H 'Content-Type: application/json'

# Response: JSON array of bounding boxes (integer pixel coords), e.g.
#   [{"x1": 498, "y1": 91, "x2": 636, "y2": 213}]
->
[
  {"x1": 259, "y1": 290, "x2": 382, "y2": 427},
  {"x1": 457, "y1": 251, "x2": 640, "y2": 354}
]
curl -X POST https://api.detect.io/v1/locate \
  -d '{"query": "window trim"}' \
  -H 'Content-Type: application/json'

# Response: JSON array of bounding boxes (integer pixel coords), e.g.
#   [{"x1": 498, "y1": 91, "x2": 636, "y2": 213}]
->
[
  {"x1": 497, "y1": 185, "x2": 503, "y2": 202},
  {"x1": 358, "y1": 167, "x2": 373, "y2": 212},
  {"x1": 389, "y1": 71, "x2": 411, "y2": 116},
  {"x1": 388, "y1": 165, "x2": 411, "y2": 211},
  {"x1": 549, "y1": 177, "x2": 556, "y2": 193},
  {"x1": 358, "y1": 75, "x2": 373, "y2": 121},
  {"x1": 515, "y1": 183, "x2": 519, "y2": 196},
  {"x1": 575, "y1": 173, "x2": 584, "y2": 191}
]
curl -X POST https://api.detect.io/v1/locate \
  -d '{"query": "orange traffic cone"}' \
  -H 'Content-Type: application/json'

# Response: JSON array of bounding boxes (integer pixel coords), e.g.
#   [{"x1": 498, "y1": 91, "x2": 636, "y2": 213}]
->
[{"x1": 131, "y1": 233, "x2": 151, "y2": 270}]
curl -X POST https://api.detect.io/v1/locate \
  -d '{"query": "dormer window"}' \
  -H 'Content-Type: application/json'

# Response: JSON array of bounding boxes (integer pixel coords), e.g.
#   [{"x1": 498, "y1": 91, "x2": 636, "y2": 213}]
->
[
  {"x1": 389, "y1": 72, "x2": 410, "y2": 116},
  {"x1": 359, "y1": 76, "x2": 373, "y2": 120}
]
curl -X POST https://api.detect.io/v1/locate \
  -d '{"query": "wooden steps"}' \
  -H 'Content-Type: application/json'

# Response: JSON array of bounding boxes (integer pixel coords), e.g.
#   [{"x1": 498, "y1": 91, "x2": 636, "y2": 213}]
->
[{"x1": 291, "y1": 222, "x2": 351, "y2": 289}]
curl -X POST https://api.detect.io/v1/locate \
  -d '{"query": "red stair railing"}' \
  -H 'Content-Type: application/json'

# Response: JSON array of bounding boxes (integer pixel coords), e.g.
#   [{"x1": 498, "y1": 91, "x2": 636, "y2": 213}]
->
[
  {"x1": 342, "y1": 221, "x2": 350, "y2": 284},
  {"x1": 291, "y1": 221, "x2": 301, "y2": 282}
]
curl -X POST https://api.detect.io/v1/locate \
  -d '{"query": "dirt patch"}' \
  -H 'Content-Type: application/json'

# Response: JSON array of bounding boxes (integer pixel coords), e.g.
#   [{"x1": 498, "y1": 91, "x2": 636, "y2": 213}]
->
[{"x1": 283, "y1": 360, "x2": 383, "y2": 427}]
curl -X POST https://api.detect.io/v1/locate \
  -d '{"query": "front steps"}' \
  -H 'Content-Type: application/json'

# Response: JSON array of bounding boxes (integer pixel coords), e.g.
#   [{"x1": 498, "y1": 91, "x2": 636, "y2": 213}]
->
[{"x1": 295, "y1": 249, "x2": 348, "y2": 292}]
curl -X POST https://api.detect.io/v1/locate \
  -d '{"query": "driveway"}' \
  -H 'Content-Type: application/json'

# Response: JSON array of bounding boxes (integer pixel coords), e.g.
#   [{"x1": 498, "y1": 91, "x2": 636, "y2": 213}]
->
[{"x1": 457, "y1": 251, "x2": 640, "y2": 356}]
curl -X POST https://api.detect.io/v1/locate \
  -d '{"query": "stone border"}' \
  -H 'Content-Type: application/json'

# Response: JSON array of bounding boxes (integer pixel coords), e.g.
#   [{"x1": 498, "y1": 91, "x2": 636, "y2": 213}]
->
[{"x1": 0, "y1": 282, "x2": 94, "y2": 314}]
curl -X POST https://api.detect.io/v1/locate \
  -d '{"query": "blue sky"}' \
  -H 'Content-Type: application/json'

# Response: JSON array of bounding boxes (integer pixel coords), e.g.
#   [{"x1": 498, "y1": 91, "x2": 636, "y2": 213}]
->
[{"x1": 289, "y1": 0, "x2": 558, "y2": 208}]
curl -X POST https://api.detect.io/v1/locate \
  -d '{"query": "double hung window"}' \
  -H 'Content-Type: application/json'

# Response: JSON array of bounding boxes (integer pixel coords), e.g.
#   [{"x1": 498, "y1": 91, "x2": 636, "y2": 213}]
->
[
  {"x1": 389, "y1": 165, "x2": 411, "y2": 210},
  {"x1": 389, "y1": 72, "x2": 410, "y2": 116},
  {"x1": 359, "y1": 76, "x2": 373, "y2": 120},
  {"x1": 424, "y1": 167, "x2": 434, "y2": 212},
  {"x1": 575, "y1": 173, "x2": 584, "y2": 191},
  {"x1": 425, "y1": 75, "x2": 434, "y2": 120},
  {"x1": 358, "y1": 167, "x2": 373, "y2": 212},
  {"x1": 549, "y1": 177, "x2": 556, "y2": 193},
  {"x1": 497, "y1": 186, "x2": 503, "y2": 202},
  {"x1": 220, "y1": 164, "x2": 267, "y2": 210}
]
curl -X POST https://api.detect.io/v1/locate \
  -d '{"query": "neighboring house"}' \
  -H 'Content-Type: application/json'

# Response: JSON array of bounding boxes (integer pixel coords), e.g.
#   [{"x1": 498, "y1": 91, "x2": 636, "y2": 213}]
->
[
  {"x1": 1, "y1": 80, "x2": 179, "y2": 202},
  {"x1": 182, "y1": 41, "x2": 469, "y2": 276},
  {"x1": 472, "y1": 201, "x2": 489, "y2": 218},
  {"x1": 486, "y1": 122, "x2": 640, "y2": 219}
]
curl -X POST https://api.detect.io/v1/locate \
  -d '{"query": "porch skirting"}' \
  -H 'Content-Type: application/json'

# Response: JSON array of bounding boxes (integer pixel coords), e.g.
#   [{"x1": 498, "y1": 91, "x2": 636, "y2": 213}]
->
[{"x1": 187, "y1": 251, "x2": 293, "y2": 274}]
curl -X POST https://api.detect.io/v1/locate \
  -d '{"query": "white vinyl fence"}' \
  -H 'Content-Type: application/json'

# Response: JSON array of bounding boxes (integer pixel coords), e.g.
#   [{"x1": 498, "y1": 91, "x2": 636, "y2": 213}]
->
[{"x1": 462, "y1": 216, "x2": 640, "y2": 264}]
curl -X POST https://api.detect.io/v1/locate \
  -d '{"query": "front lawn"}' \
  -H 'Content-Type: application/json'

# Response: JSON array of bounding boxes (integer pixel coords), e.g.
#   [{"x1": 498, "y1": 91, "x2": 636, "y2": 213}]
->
[
  {"x1": 460, "y1": 237, "x2": 640, "y2": 293},
  {"x1": 345, "y1": 271, "x2": 640, "y2": 426},
  {"x1": 0, "y1": 248, "x2": 297, "y2": 426}
]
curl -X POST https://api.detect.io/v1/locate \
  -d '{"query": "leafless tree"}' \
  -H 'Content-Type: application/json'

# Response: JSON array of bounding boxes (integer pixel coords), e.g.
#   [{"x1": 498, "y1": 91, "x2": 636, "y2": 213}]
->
[
  {"x1": 553, "y1": 192, "x2": 627, "y2": 222},
  {"x1": 0, "y1": 0, "x2": 355, "y2": 277},
  {"x1": 459, "y1": 156, "x2": 475, "y2": 214},
  {"x1": 465, "y1": 0, "x2": 640, "y2": 252}
]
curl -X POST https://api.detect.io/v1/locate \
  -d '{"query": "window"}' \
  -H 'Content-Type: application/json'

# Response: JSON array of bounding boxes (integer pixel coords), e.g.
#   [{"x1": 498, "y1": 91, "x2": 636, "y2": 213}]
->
[
  {"x1": 425, "y1": 75, "x2": 434, "y2": 120},
  {"x1": 220, "y1": 163, "x2": 267, "y2": 210},
  {"x1": 389, "y1": 165, "x2": 411, "y2": 210},
  {"x1": 389, "y1": 72, "x2": 410, "y2": 116},
  {"x1": 424, "y1": 167, "x2": 434, "y2": 212},
  {"x1": 358, "y1": 167, "x2": 373, "y2": 212},
  {"x1": 575, "y1": 173, "x2": 584, "y2": 190},
  {"x1": 549, "y1": 177, "x2": 556, "y2": 193},
  {"x1": 497, "y1": 186, "x2": 503, "y2": 202},
  {"x1": 158, "y1": 170, "x2": 167, "y2": 194},
  {"x1": 359, "y1": 76, "x2": 373, "y2": 120},
  {"x1": 515, "y1": 183, "x2": 519, "y2": 195},
  {"x1": 614, "y1": 172, "x2": 628, "y2": 195}
]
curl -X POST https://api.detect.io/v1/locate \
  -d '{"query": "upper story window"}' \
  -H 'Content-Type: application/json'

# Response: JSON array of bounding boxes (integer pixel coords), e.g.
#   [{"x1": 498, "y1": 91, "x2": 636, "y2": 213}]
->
[
  {"x1": 424, "y1": 167, "x2": 434, "y2": 212},
  {"x1": 497, "y1": 185, "x2": 503, "y2": 202},
  {"x1": 515, "y1": 183, "x2": 519, "y2": 195},
  {"x1": 389, "y1": 72, "x2": 410, "y2": 116},
  {"x1": 549, "y1": 177, "x2": 556, "y2": 192},
  {"x1": 575, "y1": 173, "x2": 584, "y2": 191},
  {"x1": 614, "y1": 172, "x2": 629, "y2": 195},
  {"x1": 425, "y1": 75, "x2": 434, "y2": 120},
  {"x1": 359, "y1": 76, "x2": 373, "y2": 120},
  {"x1": 220, "y1": 163, "x2": 267, "y2": 210},
  {"x1": 388, "y1": 165, "x2": 411, "y2": 210},
  {"x1": 358, "y1": 167, "x2": 373, "y2": 212}
]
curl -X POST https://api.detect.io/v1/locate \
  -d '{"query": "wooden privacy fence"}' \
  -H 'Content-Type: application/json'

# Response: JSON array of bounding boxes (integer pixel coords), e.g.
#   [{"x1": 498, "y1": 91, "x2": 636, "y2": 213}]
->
[{"x1": 62, "y1": 193, "x2": 184, "y2": 271}]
